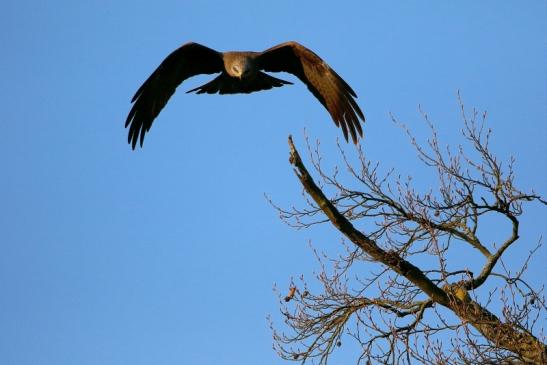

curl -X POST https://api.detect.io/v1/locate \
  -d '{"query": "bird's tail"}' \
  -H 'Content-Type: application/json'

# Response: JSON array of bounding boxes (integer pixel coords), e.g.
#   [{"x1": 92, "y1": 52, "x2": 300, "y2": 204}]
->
[{"x1": 187, "y1": 72, "x2": 292, "y2": 95}]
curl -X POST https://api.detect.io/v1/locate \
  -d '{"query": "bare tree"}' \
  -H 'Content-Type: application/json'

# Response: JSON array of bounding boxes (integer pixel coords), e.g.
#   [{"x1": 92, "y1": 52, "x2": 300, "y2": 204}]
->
[{"x1": 270, "y1": 99, "x2": 546, "y2": 364}]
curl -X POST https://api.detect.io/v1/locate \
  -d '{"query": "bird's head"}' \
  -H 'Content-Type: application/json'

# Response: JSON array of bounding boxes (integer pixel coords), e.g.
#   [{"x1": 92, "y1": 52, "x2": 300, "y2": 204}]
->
[
  {"x1": 231, "y1": 65, "x2": 243, "y2": 79},
  {"x1": 227, "y1": 56, "x2": 254, "y2": 80}
]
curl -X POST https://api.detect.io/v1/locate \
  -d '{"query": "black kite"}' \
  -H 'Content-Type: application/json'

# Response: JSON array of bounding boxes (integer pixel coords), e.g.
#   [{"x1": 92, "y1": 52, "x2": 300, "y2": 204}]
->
[{"x1": 125, "y1": 41, "x2": 365, "y2": 149}]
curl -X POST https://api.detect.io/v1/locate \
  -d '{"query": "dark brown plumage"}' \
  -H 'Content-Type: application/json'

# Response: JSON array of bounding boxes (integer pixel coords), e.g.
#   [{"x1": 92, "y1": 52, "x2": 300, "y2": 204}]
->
[{"x1": 125, "y1": 41, "x2": 365, "y2": 149}]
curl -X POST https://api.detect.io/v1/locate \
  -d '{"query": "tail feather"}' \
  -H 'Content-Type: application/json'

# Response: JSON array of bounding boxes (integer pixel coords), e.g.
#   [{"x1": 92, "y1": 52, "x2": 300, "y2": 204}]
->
[{"x1": 187, "y1": 72, "x2": 292, "y2": 95}]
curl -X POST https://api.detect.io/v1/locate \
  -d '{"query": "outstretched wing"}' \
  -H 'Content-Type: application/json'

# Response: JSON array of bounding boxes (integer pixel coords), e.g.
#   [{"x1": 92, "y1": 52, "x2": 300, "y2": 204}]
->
[
  {"x1": 256, "y1": 41, "x2": 364, "y2": 143},
  {"x1": 125, "y1": 42, "x2": 223, "y2": 149}
]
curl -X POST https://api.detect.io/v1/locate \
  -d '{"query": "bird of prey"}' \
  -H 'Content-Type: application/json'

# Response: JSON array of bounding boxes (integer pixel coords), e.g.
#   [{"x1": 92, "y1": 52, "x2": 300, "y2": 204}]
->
[{"x1": 125, "y1": 41, "x2": 365, "y2": 149}]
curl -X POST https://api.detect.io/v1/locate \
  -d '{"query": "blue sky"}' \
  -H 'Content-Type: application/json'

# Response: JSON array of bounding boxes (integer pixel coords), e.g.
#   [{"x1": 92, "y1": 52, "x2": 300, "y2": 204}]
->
[{"x1": 1, "y1": 1, "x2": 546, "y2": 364}]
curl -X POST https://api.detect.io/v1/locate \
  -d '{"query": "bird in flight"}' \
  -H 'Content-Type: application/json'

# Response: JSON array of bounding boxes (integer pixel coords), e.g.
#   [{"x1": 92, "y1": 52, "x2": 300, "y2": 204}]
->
[{"x1": 125, "y1": 41, "x2": 365, "y2": 149}]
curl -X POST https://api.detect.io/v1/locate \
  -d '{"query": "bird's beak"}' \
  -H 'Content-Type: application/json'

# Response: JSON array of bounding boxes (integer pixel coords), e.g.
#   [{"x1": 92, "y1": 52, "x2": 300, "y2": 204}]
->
[{"x1": 240, "y1": 68, "x2": 249, "y2": 80}]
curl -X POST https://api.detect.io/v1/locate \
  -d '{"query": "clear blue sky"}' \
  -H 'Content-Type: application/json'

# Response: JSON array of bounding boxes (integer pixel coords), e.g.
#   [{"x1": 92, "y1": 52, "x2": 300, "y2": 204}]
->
[{"x1": 1, "y1": 1, "x2": 546, "y2": 364}]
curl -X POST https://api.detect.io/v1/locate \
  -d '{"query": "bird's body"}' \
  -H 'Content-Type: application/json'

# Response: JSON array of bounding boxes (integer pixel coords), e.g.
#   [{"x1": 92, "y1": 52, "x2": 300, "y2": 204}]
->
[
  {"x1": 125, "y1": 41, "x2": 365, "y2": 149},
  {"x1": 187, "y1": 51, "x2": 293, "y2": 95}
]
